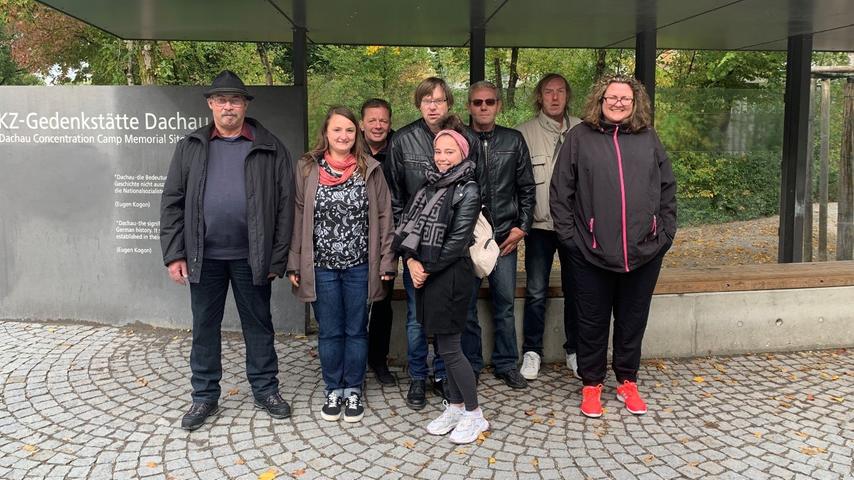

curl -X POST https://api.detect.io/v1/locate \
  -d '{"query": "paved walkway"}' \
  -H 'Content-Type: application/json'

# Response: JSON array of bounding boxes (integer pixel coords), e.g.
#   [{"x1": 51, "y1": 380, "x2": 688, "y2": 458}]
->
[{"x1": 0, "y1": 320, "x2": 851, "y2": 480}]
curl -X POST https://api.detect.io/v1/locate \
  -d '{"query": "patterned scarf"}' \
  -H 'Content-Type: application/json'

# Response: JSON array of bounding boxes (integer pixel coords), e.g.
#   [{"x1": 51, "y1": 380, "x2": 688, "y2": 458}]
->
[
  {"x1": 393, "y1": 159, "x2": 476, "y2": 265},
  {"x1": 319, "y1": 151, "x2": 357, "y2": 186}
]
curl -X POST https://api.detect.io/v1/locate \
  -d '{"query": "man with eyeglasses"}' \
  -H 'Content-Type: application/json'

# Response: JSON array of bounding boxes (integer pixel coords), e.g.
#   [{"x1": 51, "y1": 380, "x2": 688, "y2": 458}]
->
[
  {"x1": 160, "y1": 70, "x2": 295, "y2": 430},
  {"x1": 461, "y1": 81, "x2": 535, "y2": 389},
  {"x1": 515, "y1": 73, "x2": 582, "y2": 382},
  {"x1": 385, "y1": 76, "x2": 480, "y2": 409}
]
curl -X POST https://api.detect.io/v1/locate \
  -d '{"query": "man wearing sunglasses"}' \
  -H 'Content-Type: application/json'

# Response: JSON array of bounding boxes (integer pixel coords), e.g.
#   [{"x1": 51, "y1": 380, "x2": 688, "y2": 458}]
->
[
  {"x1": 160, "y1": 70, "x2": 295, "y2": 430},
  {"x1": 462, "y1": 81, "x2": 535, "y2": 389}
]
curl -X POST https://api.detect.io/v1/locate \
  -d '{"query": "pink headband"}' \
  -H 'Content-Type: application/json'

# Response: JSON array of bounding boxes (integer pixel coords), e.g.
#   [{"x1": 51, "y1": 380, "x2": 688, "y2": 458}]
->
[{"x1": 434, "y1": 129, "x2": 470, "y2": 159}]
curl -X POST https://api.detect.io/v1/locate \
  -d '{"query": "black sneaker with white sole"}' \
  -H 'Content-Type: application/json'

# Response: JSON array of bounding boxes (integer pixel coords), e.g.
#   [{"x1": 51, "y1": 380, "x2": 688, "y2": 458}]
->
[
  {"x1": 343, "y1": 392, "x2": 364, "y2": 423},
  {"x1": 321, "y1": 391, "x2": 342, "y2": 421}
]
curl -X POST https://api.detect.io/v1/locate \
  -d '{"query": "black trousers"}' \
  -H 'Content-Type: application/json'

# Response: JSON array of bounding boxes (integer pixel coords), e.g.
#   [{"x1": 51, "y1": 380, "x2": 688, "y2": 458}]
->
[
  {"x1": 367, "y1": 280, "x2": 394, "y2": 368},
  {"x1": 566, "y1": 243, "x2": 665, "y2": 386},
  {"x1": 189, "y1": 259, "x2": 279, "y2": 402}
]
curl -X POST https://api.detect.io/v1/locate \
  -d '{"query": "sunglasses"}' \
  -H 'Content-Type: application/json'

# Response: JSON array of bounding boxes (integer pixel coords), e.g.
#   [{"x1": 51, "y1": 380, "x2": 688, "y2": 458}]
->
[{"x1": 471, "y1": 98, "x2": 498, "y2": 107}]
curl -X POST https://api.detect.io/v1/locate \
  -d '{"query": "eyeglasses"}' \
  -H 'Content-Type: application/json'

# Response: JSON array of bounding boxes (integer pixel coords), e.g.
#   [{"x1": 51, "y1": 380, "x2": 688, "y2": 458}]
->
[
  {"x1": 603, "y1": 95, "x2": 634, "y2": 105},
  {"x1": 470, "y1": 98, "x2": 498, "y2": 107},
  {"x1": 421, "y1": 98, "x2": 447, "y2": 106},
  {"x1": 211, "y1": 96, "x2": 246, "y2": 107}
]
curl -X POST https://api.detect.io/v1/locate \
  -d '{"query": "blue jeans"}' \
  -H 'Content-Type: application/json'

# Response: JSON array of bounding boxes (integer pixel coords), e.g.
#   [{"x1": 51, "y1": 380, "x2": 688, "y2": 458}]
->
[
  {"x1": 522, "y1": 229, "x2": 578, "y2": 357},
  {"x1": 403, "y1": 263, "x2": 446, "y2": 381},
  {"x1": 312, "y1": 263, "x2": 369, "y2": 396},
  {"x1": 462, "y1": 250, "x2": 519, "y2": 375},
  {"x1": 189, "y1": 259, "x2": 279, "y2": 403}
]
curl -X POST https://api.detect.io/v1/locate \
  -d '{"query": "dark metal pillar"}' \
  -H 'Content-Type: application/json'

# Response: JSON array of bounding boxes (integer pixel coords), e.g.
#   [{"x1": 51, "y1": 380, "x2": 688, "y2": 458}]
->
[
  {"x1": 635, "y1": 1, "x2": 656, "y2": 119},
  {"x1": 291, "y1": 0, "x2": 311, "y2": 332},
  {"x1": 470, "y1": 0, "x2": 485, "y2": 84},
  {"x1": 778, "y1": 34, "x2": 813, "y2": 263}
]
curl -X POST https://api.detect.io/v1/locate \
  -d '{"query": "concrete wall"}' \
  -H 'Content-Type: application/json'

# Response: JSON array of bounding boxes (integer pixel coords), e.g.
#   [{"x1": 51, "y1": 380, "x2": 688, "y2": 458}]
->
[
  {"x1": 0, "y1": 86, "x2": 306, "y2": 332},
  {"x1": 384, "y1": 285, "x2": 854, "y2": 364}
]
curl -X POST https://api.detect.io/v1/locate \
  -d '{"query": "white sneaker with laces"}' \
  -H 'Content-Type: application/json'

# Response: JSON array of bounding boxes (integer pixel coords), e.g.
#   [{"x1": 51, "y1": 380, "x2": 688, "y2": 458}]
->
[
  {"x1": 520, "y1": 351, "x2": 540, "y2": 380},
  {"x1": 566, "y1": 352, "x2": 580, "y2": 379},
  {"x1": 449, "y1": 409, "x2": 489, "y2": 444},
  {"x1": 426, "y1": 401, "x2": 464, "y2": 435}
]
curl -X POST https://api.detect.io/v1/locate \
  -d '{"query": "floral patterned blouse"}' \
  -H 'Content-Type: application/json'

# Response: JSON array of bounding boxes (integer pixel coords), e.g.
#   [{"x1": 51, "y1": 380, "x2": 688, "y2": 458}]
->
[{"x1": 313, "y1": 158, "x2": 369, "y2": 269}]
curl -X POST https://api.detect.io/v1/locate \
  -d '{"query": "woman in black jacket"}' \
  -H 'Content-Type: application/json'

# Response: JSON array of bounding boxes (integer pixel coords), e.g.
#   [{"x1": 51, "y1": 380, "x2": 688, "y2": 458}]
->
[
  {"x1": 393, "y1": 115, "x2": 488, "y2": 444},
  {"x1": 550, "y1": 75, "x2": 677, "y2": 418}
]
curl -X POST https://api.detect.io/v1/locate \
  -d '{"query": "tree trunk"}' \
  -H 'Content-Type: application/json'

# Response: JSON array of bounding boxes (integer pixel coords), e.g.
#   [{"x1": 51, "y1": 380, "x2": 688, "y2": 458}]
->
[
  {"x1": 838, "y1": 78, "x2": 854, "y2": 260},
  {"x1": 492, "y1": 52, "x2": 503, "y2": 100},
  {"x1": 595, "y1": 49, "x2": 607, "y2": 78},
  {"x1": 139, "y1": 41, "x2": 155, "y2": 85},
  {"x1": 804, "y1": 79, "x2": 816, "y2": 261},
  {"x1": 124, "y1": 40, "x2": 135, "y2": 85},
  {"x1": 506, "y1": 47, "x2": 519, "y2": 108},
  {"x1": 257, "y1": 43, "x2": 274, "y2": 85}
]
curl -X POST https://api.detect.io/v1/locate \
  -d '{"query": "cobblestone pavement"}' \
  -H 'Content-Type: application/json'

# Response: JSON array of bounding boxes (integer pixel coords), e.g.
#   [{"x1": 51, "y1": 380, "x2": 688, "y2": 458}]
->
[{"x1": 0, "y1": 320, "x2": 851, "y2": 480}]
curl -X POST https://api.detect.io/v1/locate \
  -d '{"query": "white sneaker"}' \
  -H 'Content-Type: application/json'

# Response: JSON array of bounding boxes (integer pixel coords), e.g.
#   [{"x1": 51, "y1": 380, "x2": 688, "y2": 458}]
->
[
  {"x1": 520, "y1": 351, "x2": 540, "y2": 380},
  {"x1": 426, "y1": 401, "x2": 464, "y2": 435},
  {"x1": 566, "y1": 352, "x2": 580, "y2": 379},
  {"x1": 449, "y1": 409, "x2": 489, "y2": 444}
]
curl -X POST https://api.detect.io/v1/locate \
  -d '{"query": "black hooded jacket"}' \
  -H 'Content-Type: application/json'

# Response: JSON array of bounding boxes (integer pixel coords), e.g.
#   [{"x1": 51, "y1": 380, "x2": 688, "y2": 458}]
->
[{"x1": 550, "y1": 121, "x2": 677, "y2": 273}]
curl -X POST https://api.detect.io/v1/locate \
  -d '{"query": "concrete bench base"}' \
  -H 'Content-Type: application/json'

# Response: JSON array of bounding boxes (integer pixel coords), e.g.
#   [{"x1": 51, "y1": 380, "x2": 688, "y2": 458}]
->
[{"x1": 384, "y1": 285, "x2": 854, "y2": 367}]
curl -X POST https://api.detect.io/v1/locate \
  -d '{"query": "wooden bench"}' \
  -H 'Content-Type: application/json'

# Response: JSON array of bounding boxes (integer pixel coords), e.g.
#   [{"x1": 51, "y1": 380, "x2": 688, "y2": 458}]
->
[{"x1": 391, "y1": 260, "x2": 854, "y2": 299}]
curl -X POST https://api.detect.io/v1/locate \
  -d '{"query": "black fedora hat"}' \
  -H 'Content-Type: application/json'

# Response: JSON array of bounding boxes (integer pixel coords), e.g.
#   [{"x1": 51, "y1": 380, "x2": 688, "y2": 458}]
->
[{"x1": 203, "y1": 70, "x2": 254, "y2": 101}]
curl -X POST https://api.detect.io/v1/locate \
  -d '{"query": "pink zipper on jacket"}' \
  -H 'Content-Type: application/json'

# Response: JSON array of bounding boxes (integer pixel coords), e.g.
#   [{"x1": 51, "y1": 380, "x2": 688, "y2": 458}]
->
[{"x1": 612, "y1": 128, "x2": 630, "y2": 272}]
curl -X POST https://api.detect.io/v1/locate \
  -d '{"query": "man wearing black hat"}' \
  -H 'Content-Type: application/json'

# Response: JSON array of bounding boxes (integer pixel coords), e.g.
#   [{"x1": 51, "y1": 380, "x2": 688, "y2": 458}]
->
[{"x1": 160, "y1": 70, "x2": 295, "y2": 430}]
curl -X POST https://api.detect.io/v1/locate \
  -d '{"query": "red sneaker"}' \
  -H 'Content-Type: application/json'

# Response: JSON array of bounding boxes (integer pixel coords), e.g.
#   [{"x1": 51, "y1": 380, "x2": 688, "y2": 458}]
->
[
  {"x1": 616, "y1": 380, "x2": 647, "y2": 415},
  {"x1": 580, "y1": 385, "x2": 604, "y2": 418}
]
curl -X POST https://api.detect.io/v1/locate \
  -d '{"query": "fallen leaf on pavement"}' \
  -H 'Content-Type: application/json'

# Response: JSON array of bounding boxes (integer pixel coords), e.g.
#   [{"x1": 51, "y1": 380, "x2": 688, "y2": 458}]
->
[
  {"x1": 488, "y1": 457, "x2": 496, "y2": 465},
  {"x1": 146, "y1": 461, "x2": 158, "y2": 468},
  {"x1": 693, "y1": 376, "x2": 705, "y2": 383},
  {"x1": 236, "y1": 458, "x2": 246, "y2": 465},
  {"x1": 136, "y1": 378, "x2": 149, "y2": 387},
  {"x1": 258, "y1": 468, "x2": 278, "y2": 480},
  {"x1": 531, "y1": 458, "x2": 539, "y2": 467},
  {"x1": 642, "y1": 455, "x2": 655, "y2": 464},
  {"x1": 291, "y1": 467, "x2": 306, "y2": 477},
  {"x1": 402, "y1": 440, "x2": 415, "y2": 449},
  {"x1": 476, "y1": 431, "x2": 491, "y2": 445},
  {"x1": 22, "y1": 444, "x2": 37, "y2": 453},
  {"x1": 531, "y1": 416, "x2": 543, "y2": 424},
  {"x1": 227, "y1": 388, "x2": 240, "y2": 397},
  {"x1": 454, "y1": 448, "x2": 468, "y2": 456},
  {"x1": 794, "y1": 431, "x2": 809, "y2": 439},
  {"x1": 524, "y1": 408, "x2": 537, "y2": 416},
  {"x1": 800, "y1": 446, "x2": 827, "y2": 456}
]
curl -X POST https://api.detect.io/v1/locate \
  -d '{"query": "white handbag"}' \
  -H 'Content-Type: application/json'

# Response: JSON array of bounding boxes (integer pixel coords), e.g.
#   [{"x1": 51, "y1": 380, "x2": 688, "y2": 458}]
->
[{"x1": 469, "y1": 211, "x2": 500, "y2": 279}]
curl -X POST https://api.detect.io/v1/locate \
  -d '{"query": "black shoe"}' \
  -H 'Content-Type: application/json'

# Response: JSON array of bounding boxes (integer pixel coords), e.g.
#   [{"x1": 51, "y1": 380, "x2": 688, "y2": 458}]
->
[
  {"x1": 343, "y1": 392, "x2": 365, "y2": 423},
  {"x1": 495, "y1": 369, "x2": 529, "y2": 389},
  {"x1": 371, "y1": 363, "x2": 396, "y2": 386},
  {"x1": 321, "y1": 391, "x2": 343, "y2": 421},
  {"x1": 432, "y1": 377, "x2": 448, "y2": 401},
  {"x1": 406, "y1": 380, "x2": 427, "y2": 410},
  {"x1": 181, "y1": 401, "x2": 219, "y2": 431},
  {"x1": 254, "y1": 392, "x2": 292, "y2": 419}
]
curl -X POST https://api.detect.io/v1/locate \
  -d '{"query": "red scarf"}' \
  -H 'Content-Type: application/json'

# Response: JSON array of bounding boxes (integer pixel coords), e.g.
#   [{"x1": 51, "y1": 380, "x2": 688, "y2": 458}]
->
[{"x1": 319, "y1": 151, "x2": 357, "y2": 186}]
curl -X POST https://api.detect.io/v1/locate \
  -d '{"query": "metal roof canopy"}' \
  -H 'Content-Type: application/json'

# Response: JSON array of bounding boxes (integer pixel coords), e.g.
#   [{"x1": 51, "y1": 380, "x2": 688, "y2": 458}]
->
[{"x1": 38, "y1": 0, "x2": 854, "y2": 51}]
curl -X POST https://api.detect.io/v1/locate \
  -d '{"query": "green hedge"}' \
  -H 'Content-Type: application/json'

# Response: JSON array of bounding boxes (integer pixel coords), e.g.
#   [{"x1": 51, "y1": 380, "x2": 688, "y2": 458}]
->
[{"x1": 670, "y1": 150, "x2": 781, "y2": 226}]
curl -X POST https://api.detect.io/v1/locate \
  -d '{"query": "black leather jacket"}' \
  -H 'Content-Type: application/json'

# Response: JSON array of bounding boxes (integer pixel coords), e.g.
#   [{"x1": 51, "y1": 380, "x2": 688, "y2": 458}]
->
[
  {"x1": 422, "y1": 181, "x2": 481, "y2": 274},
  {"x1": 473, "y1": 125, "x2": 536, "y2": 243},
  {"x1": 385, "y1": 119, "x2": 480, "y2": 225}
]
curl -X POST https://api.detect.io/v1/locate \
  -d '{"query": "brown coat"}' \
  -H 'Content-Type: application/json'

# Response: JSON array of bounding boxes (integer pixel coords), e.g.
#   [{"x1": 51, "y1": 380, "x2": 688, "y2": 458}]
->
[{"x1": 287, "y1": 155, "x2": 395, "y2": 302}]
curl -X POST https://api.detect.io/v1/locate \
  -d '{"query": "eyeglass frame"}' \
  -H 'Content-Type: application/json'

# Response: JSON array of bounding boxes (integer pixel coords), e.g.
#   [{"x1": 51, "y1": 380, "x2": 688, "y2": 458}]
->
[
  {"x1": 210, "y1": 95, "x2": 248, "y2": 107},
  {"x1": 602, "y1": 95, "x2": 634, "y2": 105},
  {"x1": 420, "y1": 97, "x2": 448, "y2": 106},
  {"x1": 470, "y1": 98, "x2": 498, "y2": 107}
]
